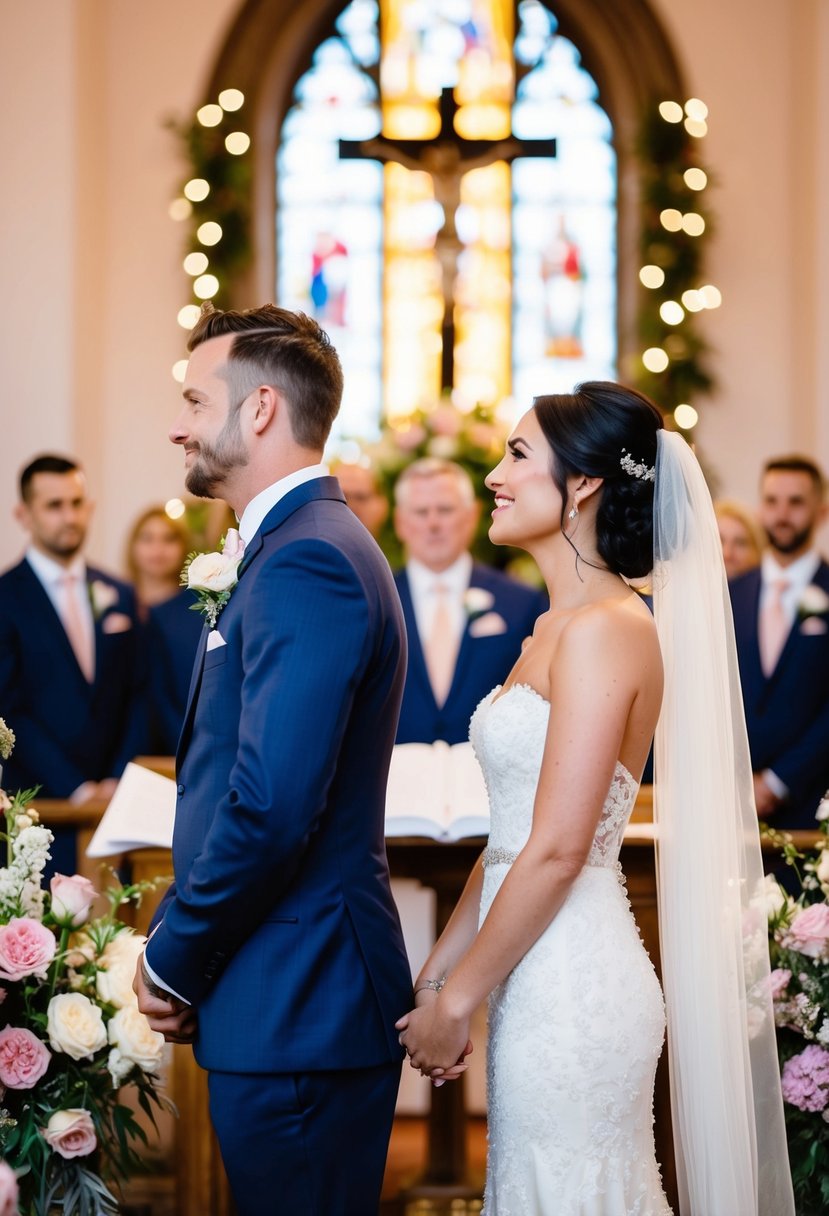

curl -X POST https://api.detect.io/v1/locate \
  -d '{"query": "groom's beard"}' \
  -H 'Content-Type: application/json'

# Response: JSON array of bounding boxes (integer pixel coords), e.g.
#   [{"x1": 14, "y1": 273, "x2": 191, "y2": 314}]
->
[
  {"x1": 185, "y1": 413, "x2": 249, "y2": 499},
  {"x1": 764, "y1": 521, "x2": 814, "y2": 556}
]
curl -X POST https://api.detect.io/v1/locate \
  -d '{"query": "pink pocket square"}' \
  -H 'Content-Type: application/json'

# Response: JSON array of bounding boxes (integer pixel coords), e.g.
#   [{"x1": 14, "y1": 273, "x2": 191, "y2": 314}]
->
[
  {"x1": 800, "y1": 616, "x2": 828, "y2": 636},
  {"x1": 469, "y1": 611, "x2": 508, "y2": 638},
  {"x1": 101, "y1": 612, "x2": 133, "y2": 634}
]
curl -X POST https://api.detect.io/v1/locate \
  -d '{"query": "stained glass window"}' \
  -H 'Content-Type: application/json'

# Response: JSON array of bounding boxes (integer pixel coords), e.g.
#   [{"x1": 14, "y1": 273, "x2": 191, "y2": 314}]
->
[{"x1": 276, "y1": 0, "x2": 616, "y2": 438}]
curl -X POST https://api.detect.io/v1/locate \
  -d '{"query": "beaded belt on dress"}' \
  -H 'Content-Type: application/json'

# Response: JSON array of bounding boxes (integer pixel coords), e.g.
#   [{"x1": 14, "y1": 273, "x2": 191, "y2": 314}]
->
[{"x1": 482, "y1": 847, "x2": 518, "y2": 867}]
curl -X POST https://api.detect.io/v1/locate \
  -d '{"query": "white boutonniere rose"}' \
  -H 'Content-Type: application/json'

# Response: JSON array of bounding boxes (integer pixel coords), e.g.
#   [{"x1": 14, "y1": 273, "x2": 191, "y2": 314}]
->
[
  {"x1": 463, "y1": 587, "x2": 495, "y2": 619},
  {"x1": 89, "y1": 580, "x2": 119, "y2": 619},
  {"x1": 182, "y1": 528, "x2": 245, "y2": 628},
  {"x1": 799, "y1": 584, "x2": 829, "y2": 618}
]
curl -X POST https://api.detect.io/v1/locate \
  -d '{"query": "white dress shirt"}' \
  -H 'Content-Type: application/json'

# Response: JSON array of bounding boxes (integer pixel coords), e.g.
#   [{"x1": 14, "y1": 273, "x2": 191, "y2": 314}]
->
[
  {"x1": 26, "y1": 547, "x2": 95, "y2": 660},
  {"x1": 145, "y1": 462, "x2": 329, "y2": 1005},
  {"x1": 407, "y1": 553, "x2": 473, "y2": 651},
  {"x1": 759, "y1": 548, "x2": 821, "y2": 799}
]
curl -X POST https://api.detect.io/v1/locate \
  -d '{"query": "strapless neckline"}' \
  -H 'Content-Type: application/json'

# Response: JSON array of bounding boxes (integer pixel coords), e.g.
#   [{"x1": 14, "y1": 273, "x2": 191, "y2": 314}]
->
[{"x1": 485, "y1": 683, "x2": 639, "y2": 788}]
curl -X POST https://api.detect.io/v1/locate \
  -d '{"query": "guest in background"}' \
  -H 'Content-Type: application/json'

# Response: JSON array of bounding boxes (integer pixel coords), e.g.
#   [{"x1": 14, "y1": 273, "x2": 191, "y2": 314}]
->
[
  {"x1": 125, "y1": 505, "x2": 190, "y2": 618},
  {"x1": 332, "y1": 459, "x2": 389, "y2": 539},
  {"x1": 393, "y1": 457, "x2": 546, "y2": 744},
  {"x1": 730, "y1": 455, "x2": 829, "y2": 828},
  {"x1": 715, "y1": 498, "x2": 763, "y2": 580},
  {"x1": 0, "y1": 455, "x2": 146, "y2": 870}
]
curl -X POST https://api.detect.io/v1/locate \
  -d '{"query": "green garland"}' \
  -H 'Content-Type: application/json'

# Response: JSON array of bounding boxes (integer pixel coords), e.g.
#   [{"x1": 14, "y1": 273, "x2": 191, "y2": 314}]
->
[{"x1": 630, "y1": 103, "x2": 717, "y2": 416}]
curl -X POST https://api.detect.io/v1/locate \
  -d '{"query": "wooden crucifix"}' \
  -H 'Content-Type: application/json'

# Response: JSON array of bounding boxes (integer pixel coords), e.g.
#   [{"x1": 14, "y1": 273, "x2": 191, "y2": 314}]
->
[{"x1": 340, "y1": 87, "x2": 555, "y2": 391}]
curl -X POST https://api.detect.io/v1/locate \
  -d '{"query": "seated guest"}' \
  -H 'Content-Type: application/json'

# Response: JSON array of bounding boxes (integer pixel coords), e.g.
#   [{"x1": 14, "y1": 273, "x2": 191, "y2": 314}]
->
[
  {"x1": 331, "y1": 459, "x2": 389, "y2": 539},
  {"x1": 0, "y1": 455, "x2": 147, "y2": 870},
  {"x1": 393, "y1": 458, "x2": 547, "y2": 744},
  {"x1": 714, "y1": 498, "x2": 763, "y2": 580},
  {"x1": 125, "y1": 505, "x2": 191, "y2": 619},
  {"x1": 730, "y1": 455, "x2": 829, "y2": 828}
]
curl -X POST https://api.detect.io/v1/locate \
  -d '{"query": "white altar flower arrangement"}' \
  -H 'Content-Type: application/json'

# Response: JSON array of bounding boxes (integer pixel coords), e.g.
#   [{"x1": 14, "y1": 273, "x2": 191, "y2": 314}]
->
[
  {"x1": 0, "y1": 722, "x2": 170, "y2": 1216},
  {"x1": 181, "y1": 527, "x2": 245, "y2": 628},
  {"x1": 764, "y1": 794, "x2": 829, "y2": 1214}
]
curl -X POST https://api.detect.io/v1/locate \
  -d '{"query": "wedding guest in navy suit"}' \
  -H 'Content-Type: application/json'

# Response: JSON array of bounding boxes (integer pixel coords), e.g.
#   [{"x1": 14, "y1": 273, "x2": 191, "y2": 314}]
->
[
  {"x1": 730, "y1": 455, "x2": 829, "y2": 829},
  {"x1": 0, "y1": 455, "x2": 146, "y2": 871},
  {"x1": 393, "y1": 458, "x2": 547, "y2": 745},
  {"x1": 134, "y1": 304, "x2": 412, "y2": 1216}
]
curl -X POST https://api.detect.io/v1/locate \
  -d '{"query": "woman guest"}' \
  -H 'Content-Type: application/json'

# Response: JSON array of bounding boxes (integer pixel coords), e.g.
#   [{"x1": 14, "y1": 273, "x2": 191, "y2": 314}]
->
[
  {"x1": 125, "y1": 506, "x2": 191, "y2": 617},
  {"x1": 714, "y1": 498, "x2": 763, "y2": 580}
]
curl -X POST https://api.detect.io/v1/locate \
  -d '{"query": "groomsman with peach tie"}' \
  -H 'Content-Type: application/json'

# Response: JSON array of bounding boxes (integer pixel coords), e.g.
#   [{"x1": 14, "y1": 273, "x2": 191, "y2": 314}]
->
[{"x1": 730, "y1": 455, "x2": 829, "y2": 828}]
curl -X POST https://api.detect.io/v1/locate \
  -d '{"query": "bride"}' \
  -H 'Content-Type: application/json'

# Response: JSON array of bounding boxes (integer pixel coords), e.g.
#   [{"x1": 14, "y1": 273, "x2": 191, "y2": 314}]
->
[{"x1": 396, "y1": 383, "x2": 794, "y2": 1216}]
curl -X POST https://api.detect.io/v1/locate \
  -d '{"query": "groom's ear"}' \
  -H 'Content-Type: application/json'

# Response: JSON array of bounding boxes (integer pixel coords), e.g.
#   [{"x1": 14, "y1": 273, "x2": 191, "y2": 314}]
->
[{"x1": 250, "y1": 385, "x2": 280, "y2": 435}]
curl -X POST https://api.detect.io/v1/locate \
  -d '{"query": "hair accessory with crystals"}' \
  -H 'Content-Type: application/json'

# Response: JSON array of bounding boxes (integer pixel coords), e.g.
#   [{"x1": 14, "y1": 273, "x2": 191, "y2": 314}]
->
[{"x1": 619, "y1": 448, "x2": 655, "y2": 481}]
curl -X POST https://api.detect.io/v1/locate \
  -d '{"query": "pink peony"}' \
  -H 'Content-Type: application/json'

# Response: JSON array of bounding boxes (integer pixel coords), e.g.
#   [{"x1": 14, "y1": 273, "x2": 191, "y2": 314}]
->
[
  {"x1": 781, "y1": 1044, "x2": 829, "y2": 1112},
  {"x1": 41, "y1": 1108, "x2": 97, "y2": 1159},
  {"x1": 49, "y1": 874, "x2": 98, "y2": 929},
  {"x1": 768, "y1": 968, "x2": 792, "y2": 1000},
  {"x1": 783, "y1": 903, "x2": 829, "y2": 959},
  {"x1": 0, "y1": 918, "x2": 56, "y2": 981},
  {"x1": 0, "y1": 1160, "x2": 18, "y2": 1216},
  {"x1": 0, "y1": 1026, "x2": 51, "y2": 1089}
]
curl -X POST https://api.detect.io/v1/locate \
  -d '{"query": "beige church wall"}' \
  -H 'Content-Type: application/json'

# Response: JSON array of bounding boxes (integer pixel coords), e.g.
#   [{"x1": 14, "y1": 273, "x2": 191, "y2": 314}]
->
[{"x1": 651, "y1": 0, "x2": 829, "y2": 530}]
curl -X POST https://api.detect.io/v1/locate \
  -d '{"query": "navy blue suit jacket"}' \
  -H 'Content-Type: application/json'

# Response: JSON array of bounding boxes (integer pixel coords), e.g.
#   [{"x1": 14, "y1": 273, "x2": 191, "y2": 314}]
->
[
  {"x1": 730, "y1": 560, "x2": 829, "y2": 828},
  {"x1": 146, "y1": 589, "x2": 203, "y2": 755},
  {"x1": 0, "y1": 558, "x2": 146, "y2": 796},
  {"x1": 145, "y1": 478, "x2": 412, "y2": 1074},
  {"x1": 394, "y1": 562, "x2": 547, "y2": 745}
]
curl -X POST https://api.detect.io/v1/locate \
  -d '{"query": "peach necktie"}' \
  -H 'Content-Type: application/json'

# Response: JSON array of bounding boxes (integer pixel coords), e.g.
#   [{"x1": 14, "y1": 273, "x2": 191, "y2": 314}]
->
[
  {"x1": 57, "y1": 572, "x2": 95, "y2": 683},
  {"x1": 759, "y1": 577, "x2": 790, "y2": 676},
  {"x1": 424, "y1": 583, "x2": 459, "y2": 707}
]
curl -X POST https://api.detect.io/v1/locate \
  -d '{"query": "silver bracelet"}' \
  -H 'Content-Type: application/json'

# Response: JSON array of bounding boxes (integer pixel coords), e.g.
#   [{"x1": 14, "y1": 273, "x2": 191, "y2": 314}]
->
[{"x1": 414, "y1": 975, "x2": 446, "y2": 995}]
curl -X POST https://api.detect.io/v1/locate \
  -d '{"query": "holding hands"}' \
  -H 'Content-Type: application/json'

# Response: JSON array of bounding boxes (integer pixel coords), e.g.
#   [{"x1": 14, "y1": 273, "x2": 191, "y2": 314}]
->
[{"x1": 395, "y1": 985, "x2": 473, "y2": 1086}]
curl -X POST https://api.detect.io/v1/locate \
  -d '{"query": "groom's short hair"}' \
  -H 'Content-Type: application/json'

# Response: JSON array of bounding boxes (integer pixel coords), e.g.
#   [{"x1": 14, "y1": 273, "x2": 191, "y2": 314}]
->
[{"x1": 187, "y1": 303, "x2": 344, "y2": 450}]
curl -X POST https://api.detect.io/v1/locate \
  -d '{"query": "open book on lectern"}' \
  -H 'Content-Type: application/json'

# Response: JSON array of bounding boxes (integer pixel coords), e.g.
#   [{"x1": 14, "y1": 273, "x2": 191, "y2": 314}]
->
[
  {"x1": 86, "y1": 762, "x2": 176, "y2": 857},
  {"x1": 384, "y1": 740, "x2": 490, "y2": 841}
]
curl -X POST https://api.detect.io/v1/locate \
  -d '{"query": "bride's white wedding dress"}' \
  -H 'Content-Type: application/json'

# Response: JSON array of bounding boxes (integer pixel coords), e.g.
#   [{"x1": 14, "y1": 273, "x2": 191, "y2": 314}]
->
[{"x1": 471, "y1": 684, "x2": 672, "y2": 1216}]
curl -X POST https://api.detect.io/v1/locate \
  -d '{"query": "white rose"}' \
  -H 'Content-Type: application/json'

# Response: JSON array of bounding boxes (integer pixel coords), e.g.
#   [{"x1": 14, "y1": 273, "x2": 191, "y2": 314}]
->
[
  {"x1": 47, "y1": 992, "x2": 107, "y2": 1060},
  {"x1": 90, "y1": 580, "x2": 119, "y2": 617},
  {"x1": 817, "y1": 850, "x2": 829, "y2": 887},
  {"x1": 817, "y1": 794, "x2": 829, "y2": 822},
  {"x1": 464, "y1": 588, "x2": 495, "y2": 616},
  {"x1": 187, "y1": 551, "x2": 240, "y2": 593},
  {"x1": 800, "y1": 584, "x2": 829, "y2": 616},
  {"x1": 96, "y1": 931, "x2": 146, "y2": 1009},
  {"x1": 107, "y1": 1006, "x2": 164, "y2": 1074},
  {"x1": 763, "y1": 873, "x2": 788, "y2": 919}
]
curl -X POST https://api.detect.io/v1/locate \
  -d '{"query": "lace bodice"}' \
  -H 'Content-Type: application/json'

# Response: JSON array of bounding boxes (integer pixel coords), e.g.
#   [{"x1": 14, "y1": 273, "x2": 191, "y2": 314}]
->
[{"x1": 469, "y1": 684, "x2": 639, "y2": 869}]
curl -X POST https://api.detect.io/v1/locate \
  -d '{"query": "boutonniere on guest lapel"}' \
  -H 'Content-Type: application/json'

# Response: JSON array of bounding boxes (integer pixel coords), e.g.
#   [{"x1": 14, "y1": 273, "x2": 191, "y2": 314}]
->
[
  {"x1": 182, "y1": 528, "x2": 245, "y2": 629},
  {"x1": 463, "y1": 587, "x2": 495, "y2": 620},
  {"x1": 89, "y1": 579, "x2": 119, "y2": 619},
  {"x1": 798, "y1": 584, "x2": 829, "y2": 635}
]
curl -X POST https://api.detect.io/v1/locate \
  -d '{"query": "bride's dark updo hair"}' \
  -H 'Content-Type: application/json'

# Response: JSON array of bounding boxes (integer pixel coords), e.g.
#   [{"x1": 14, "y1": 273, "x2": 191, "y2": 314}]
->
[{"x1": 533, "y1": 381, "x2": 664, "y2": 579}]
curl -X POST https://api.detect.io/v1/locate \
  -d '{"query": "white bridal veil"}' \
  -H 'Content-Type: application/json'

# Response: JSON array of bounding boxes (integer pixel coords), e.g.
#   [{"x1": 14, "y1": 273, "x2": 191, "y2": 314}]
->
[{"x1": 652, "y1": 432, "x2": 794, "y2": 1216}]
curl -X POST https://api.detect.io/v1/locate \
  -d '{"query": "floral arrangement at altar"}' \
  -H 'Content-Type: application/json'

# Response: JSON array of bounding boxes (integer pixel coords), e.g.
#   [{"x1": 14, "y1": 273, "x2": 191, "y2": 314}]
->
[
  {"x1": 765, "y1": 795, "x2": 829, "y2": 1215},
  {"x1": 0, "y1": 719, "x2": 169, "y2": 1216}
]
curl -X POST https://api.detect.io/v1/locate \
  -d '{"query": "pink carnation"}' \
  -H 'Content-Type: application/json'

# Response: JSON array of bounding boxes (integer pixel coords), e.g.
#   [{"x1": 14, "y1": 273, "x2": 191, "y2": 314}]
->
[
  {"x1": 783, "y1": 903, "x2": 829, "y2": 959},
  {"x1": 781, "y1": 1044, "x2": 829, "y2": 1112},
  {"x1": 768, "y1": 968, "x2": 792, "y2": 1000},
  {"x1": 0, "y1": 1160, "x2": 18, "y2": 1216},
  {"x1": 0, "y1": 1026, "x2": 51, "y2": 1089},
  {"x1": 0, "y1": 918, "x2": 56, "y2": 981}
]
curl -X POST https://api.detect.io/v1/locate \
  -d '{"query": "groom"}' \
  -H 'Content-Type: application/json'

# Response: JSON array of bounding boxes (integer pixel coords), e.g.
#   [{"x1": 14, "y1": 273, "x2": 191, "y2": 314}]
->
[{"x1": 134, "y1": 303, "x2": 412, "y2": 1215}]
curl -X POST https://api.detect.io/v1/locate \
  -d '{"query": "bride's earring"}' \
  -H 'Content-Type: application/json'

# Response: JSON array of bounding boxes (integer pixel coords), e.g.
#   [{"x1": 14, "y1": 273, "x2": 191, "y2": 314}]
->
[{"x1": 568, "y1": 501, "x2": 579, "y2": 520}]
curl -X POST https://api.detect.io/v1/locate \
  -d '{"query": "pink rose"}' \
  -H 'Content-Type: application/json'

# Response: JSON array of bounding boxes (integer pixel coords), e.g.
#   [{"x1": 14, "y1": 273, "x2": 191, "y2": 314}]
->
[
  {"x1": 0, "y1": 918, "x2": 56, "y2": 981},
  {"x1": 0, "y1": 1160, "x2": 18, "y2": 1216},
  {"x1": 768, "y1": 968, "x2": 791, "y2": 1000},
  {"x1": 0, "y1": 1026, "x2": 51, "y2": 1089},
  {"x1": 783, "y1": 903, "x2": 829, "y2": 959},
  {"x1": 50, "y1": 874, "x2": 98, "y2": 929},
  {"x1": 41, "y1": 1108, "x2": 96, "y2": 1159}
]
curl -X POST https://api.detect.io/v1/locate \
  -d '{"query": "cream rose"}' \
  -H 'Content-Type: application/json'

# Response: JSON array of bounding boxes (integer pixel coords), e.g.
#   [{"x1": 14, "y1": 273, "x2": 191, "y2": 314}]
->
[
  {"x1": 187, "y1": 551, "x2": 240, "y2": 594},
  {"x1": 96, "y1": 931, "x2": 146, "y2": 1009},
  {"x1": 107, "y1": 1006, "x2": 164, "y2": 1075},
  {"x1": 41, "y1": 1108, "x2": 97, "y2": 1159},
  {"x1": 47, "y1": 993, "x2": 107, "y2": 1060}
]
